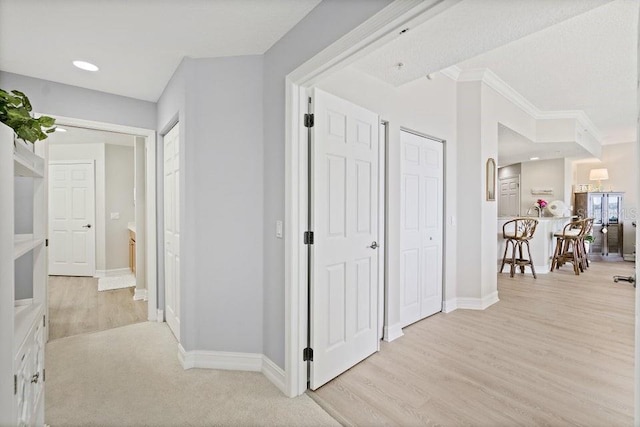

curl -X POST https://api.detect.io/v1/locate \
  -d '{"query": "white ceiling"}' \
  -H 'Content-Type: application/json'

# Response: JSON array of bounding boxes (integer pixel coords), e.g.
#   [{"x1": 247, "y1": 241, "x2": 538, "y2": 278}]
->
[
  {"x1": 351, "y1": 0, "x2": 637, "y2": 161},
  {"x1": 353, "y1": 0, "x2": 613, "y2": 86},
  {"x1": 498, "y1": 125, "x2": 591, "y2": 167},
  {"x1": 458, "y1": 0, "x2": 638, "y2": 144},
  {"x1": 0, "y1": 0, "x2": 321, "y2": 101},
  {"x1": 48, "y1": 126, "x2": 134, "y2": 147}
]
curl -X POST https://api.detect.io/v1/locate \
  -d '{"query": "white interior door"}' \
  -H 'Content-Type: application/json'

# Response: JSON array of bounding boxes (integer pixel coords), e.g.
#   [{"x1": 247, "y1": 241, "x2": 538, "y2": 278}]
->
[
  {"x1": 400, "y1": 131, "x2": 443, "y2": 327},
  {"x1": 310, "y1": 88, "x2": 379, "y2": 389},
  {"x1": 499, "y1": 176, "x2": 520, "y2": 216},
  {"x1": 48, "y1": 162, "x2": 95, "y2": 276},
  {"x1": 164, "y1": 123, "x2": 180, "y2": 341}
]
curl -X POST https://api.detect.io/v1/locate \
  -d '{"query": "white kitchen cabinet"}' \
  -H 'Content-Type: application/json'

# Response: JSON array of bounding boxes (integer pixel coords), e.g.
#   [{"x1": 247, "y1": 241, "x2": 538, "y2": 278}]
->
[{"x1": 0, "y1": 123, "x2": 48, "y2": 426}]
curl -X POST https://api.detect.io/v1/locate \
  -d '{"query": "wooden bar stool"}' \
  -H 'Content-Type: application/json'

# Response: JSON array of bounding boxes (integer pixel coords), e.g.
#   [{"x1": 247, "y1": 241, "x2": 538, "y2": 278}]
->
[
  {"x1": 551, "y1": 219, "x2": 586, "y2": 275},
  {"x1": 579, "y1": 218, "x2": 594, "y2": 270},
  {"x1": 500, "y1": 218, "x2": 539, "y2": 279}
]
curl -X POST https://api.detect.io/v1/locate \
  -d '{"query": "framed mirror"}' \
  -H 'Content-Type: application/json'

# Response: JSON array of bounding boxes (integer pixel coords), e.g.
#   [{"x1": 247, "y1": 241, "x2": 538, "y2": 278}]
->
[{"x1": 486, "y1": 158, "x2": 496, "y2": 201}]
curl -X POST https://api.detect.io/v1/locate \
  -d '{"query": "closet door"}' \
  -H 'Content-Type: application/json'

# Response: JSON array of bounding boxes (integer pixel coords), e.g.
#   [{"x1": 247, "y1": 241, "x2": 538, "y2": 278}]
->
[
  {"x1": 164, "y1": 123, "x2": 180, "y2": 341},
  {"x1": 400, "y1": 130, "x2": 443, "y2": 327}
]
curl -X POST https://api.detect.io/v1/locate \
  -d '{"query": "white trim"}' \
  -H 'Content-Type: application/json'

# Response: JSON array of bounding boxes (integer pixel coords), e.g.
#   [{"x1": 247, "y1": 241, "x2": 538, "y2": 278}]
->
[
  {"x1": 455, "y1": 292, "x2": 500, "y2": 310},
  {"x1": 94, "y1": 268, "x2": 130, "y2": 278},
  {"x1": 262, "y1": 356, "x2": 287, "y2": 395},
  {"x1": 42, "y1": 114, "x2": 158, "y2": 323},
  {"x1": 133, "y1": 288, "x2": 148, "y2": 301},
  {"x1": 177, "y1": 346, "x2": 288, "y2": 395},
  {"x1": 155, "y1": 309, "x2": 163, "y2": 323},
  {"x1": 289, "y1": 0, "x2": 462, "y2": 87},
  {"x1": 444, "y1": 66, "x2": 604, "y2": 143},
  {"x1": 442, "y1": 299, "x2": 457, "y2": 313},
  {"x1": 383, "y1": 322, "x2": 404, "y2": 343},
  {"x1": 178, "y1": 345, "x2": 263, "y2": 371}
]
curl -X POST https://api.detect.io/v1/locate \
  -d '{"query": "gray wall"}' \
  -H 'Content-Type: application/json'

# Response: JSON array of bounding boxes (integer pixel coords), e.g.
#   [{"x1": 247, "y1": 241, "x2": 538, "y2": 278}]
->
[
  {"x1": 105, "y1": 144, "x2": 135, "y2": 270},
  {"x1": 262, "y1": 0, "x2": 393, "y2": 367},
  {"x1": 157, "y1": 56, "x2": 265, "y2": 353},
  {"x1": 498, "y1": 163, "x2": 521, "y2": 179},
  {"x1": 0, "y1": 71, "x2": 156, "y2": 130},
  {"x1": 188, "y1": 56, "x2": 264, "y2": 353}
]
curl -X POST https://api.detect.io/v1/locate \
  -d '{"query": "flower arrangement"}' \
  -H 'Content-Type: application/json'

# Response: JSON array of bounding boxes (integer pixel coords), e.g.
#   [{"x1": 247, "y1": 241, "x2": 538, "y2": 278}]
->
[{"x1": 536, "y1": 199, "x2": 548, "y2": 208}]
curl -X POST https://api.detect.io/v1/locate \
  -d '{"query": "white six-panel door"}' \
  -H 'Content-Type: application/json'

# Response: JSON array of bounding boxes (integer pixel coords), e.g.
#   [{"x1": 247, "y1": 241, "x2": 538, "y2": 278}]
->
[
  {"x1": 499, "y1": 176, "x2": 520, "y2": 217},
  {"x1": 400, "y1": 131, "x2": 443, "y2": 327},
  {"x1": 310, "y1": 89, "x2": 379, "y2": 389},
  {"x1": 48, "y1": 162, "x2": 96, "y2": 276},
  {"x1": 164, "y1": 123, "x2": 181, "y2": 341}
]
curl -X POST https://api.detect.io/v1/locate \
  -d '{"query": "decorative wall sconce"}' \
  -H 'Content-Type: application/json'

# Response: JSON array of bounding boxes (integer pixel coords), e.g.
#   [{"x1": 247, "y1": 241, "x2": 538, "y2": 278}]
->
[{"x1": 486, "y1": 158, "x2": 496, "y2": 201}]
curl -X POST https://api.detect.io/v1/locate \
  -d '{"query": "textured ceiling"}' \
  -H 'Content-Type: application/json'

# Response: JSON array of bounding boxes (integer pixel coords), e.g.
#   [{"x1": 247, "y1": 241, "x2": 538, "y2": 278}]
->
[
  {"x1": 459, "y1": 0, "x2": 638, "y2": 144},
  {"x1": 0, "y1": 0, "x2": 321, "y2": 101},
  {"x1": 354, "y1": 0, "x2": 613, "y2": 86}
]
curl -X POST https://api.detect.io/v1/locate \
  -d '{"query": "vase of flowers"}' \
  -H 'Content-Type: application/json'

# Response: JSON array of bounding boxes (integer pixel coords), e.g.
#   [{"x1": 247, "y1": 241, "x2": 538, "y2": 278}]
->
[{"x1": 536, "y1": 199, "x2": 548, "y2": 209}]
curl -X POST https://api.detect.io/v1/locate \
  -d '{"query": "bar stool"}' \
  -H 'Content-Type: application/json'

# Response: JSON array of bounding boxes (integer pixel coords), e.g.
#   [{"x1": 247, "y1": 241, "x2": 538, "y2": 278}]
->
[
  {"x1": 500, "y1": 218, "x2": 539, "y2": 278},
  {"x1": 579, "y1": 218, "x2": 594, "y2": 270},
  {"x1": 551, "y1": 219, "x2": 586, "y2": 275}
]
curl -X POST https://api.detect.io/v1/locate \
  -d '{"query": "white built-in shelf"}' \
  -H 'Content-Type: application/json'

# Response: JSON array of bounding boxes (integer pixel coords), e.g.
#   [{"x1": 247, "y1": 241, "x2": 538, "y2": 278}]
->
[
  {"x1": 13, "y1": 147, "x2": 44, "y2": 178},
  {"x1": 14, "y1": 302, "x2": 43, "y2": 355},
  {"x1": 14, "y1": 234, "x2": 45, "y2": 260}
]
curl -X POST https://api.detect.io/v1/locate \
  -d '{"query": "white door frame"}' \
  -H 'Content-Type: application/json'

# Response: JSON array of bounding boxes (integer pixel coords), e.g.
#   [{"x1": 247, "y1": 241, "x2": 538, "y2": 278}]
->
[
  {"x1": 39, "y1": 114, "x2": 158, "y2": 322},
  {"x1": 283, "y1": 0, "x2": 460, "y2": 397},
  {"x1": 48, "y1": 160, "x2": 97, "y2": 276}
]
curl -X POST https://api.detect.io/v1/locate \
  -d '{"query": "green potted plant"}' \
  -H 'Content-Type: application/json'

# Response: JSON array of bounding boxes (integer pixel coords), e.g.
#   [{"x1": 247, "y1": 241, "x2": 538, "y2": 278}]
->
[
  {"x1": 584, "y1": 234, "x2": 595, "y2": 252},
  {"x1": 0, "y1": 89, "x2": 56, "y2": 144}
]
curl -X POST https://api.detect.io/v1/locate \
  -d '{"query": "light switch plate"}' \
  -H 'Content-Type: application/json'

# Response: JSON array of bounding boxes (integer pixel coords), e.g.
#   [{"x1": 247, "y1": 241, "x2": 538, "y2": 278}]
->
[
  {"x1": 110, "y1": 212, "x2": 120, "y2": 220},
  {"x1": 276, "y1": 220, "x2": 284, "y2": 239}
]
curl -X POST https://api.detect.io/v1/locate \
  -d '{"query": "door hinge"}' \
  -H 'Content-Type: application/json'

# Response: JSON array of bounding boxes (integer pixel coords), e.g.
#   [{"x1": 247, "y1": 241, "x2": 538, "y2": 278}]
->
[
  {"x1": 14, "y1": 375, "x2": 17, "y2": 395},
  {"x1": 303, "y1": 347, "x2": 314, "y2": 362},
  {"x1": 304, "y1": 231, "x2": 314, "y2": 245},
  {"x1": 45, "y1": 239, "x2": 48, "y2": 247},
  {"x1": 43, "y1": 315, "x2": 46, "y2": 327},
  {"x1": 304, "y1": 113, "x2": 314, "y2": 128},
  {"x1": 43, "y1": 369, "x2": 45, "y2": 382}
]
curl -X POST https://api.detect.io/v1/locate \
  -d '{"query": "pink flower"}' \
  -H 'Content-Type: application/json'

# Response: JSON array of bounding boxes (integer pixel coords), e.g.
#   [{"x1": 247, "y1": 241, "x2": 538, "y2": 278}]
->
[{"x1": 537, "y1": 199, "x2": 548, "y2": 208}]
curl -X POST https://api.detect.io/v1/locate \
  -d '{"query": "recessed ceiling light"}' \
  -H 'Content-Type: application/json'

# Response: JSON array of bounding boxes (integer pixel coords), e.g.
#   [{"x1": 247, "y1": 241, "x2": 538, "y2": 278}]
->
[
  {"x1": 55, "y1": 127, "x2": 67, "y2": 133},
  {"x1": 529, "y1": 157, "x2": 540, "y2": 161},
  {"x1": 73, "y1": 60, "x2": 99, "y2": 72}
]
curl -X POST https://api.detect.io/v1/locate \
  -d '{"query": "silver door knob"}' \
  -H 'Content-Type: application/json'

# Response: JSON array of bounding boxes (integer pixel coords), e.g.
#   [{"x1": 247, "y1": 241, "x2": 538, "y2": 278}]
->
[
  {"x1": 369, "y1": 241, "x2": 378, "y2": 249},
  {"x1": 82, "y1": 224, "x2": 92, "y2": 228}
]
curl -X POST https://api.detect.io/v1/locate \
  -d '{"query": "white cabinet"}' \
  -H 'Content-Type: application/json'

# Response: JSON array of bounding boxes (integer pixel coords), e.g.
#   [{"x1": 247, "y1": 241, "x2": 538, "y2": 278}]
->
[{"x1": 0, "y1": 123, "x2": 48, "y2": 426}]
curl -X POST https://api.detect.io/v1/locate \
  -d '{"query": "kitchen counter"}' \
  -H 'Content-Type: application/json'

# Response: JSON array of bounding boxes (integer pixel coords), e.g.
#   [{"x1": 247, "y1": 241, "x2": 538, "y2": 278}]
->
[{"x1": 498, "y1": 216, "x2": 574, "y2": 274}]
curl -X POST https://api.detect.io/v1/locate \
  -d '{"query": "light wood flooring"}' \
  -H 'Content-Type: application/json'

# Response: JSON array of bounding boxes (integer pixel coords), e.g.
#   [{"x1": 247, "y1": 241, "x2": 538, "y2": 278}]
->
[
  {"x1": 48, "y1": 275, "x2": 147, "y2": 340},
  {"x1": 311, "y1": 261, "x2": 635, "y2": 426}
]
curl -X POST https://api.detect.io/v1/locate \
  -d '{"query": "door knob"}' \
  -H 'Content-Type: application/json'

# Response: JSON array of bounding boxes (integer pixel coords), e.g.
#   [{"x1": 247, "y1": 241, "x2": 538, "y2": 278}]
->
[
  {"x1": 82, "y1": 224, "x2": 92, "y2": 228},
  {"x1": 369, "y1": 241, "x2": 378, "y2": 249}
]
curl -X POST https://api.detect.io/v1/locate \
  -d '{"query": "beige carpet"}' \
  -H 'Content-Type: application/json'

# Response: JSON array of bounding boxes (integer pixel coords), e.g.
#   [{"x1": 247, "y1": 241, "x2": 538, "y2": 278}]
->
[{"x1": 45, "y1": 322, "x2": 339, "y2": 426}]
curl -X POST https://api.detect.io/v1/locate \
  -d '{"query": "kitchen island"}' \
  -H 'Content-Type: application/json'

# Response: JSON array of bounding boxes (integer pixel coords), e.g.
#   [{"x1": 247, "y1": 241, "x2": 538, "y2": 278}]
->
[{"x1": 497, "y1": 216, "x2": 574, "y2": 274}]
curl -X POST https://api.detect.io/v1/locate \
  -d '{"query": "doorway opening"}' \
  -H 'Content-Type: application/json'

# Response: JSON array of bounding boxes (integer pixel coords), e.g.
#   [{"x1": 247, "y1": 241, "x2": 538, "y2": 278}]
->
[{"x1": 42, "y1": 115, "x2": 157, "y2": 342}]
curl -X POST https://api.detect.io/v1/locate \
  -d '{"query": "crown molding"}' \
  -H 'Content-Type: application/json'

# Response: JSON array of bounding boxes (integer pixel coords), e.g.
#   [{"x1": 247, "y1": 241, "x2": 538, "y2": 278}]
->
[{"x1": 443, "y1": 66, "x2": 604, "y2": 143}]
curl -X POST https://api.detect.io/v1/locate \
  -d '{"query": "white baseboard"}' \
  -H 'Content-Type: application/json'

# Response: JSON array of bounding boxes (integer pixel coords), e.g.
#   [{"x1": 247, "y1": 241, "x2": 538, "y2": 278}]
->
[
  {"x1": 94, "y1": 268, "x2": 131, "y2": 278},
  {"x1": 624, "y1": 253, "x2": 635, "y2": 262},
  {"x1": 156, "y1": 309, "x2": 164, "y2": 322},
  {"x1": 133, "y1": 288, "x2": 148, "y2": 301},
  {"x1": 383, "y1": 322, "x2": 404, "y2": 342},
  {"x1": 178, "y1": 346, "x2": 263, "y2": 371},
  {"x1": 261, "y1": 355, "x2": 287, "y2": 395},
  {"x1": 455, "y1": 291, "x2": 500, "y2": 310},
  {"x1": 442, "y1": 299, "x2": 457, "y2": 313},
  {"x1": 177, "y1": 345, "x2": 287, "y2": 395}
]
